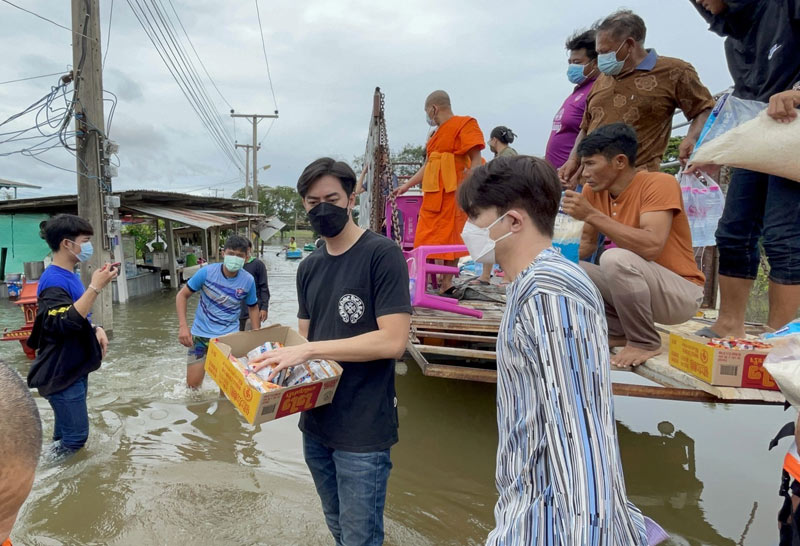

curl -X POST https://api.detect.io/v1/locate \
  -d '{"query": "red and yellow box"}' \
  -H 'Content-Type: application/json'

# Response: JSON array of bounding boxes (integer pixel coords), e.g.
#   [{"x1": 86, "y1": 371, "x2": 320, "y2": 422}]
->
[
  {"x1": 205, "y1": 324, "x2": 343, "y2": 425},
  {"x1": 668, "y1": 333, "x2": 777, "y2": 391}
]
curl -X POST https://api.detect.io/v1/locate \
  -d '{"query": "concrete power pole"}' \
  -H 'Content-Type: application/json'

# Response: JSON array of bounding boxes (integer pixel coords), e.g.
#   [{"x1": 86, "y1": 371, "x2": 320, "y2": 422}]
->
[
  {"x1": 72, "y1": 0, "x2": 115, "y2": 332},
  {"x1": 230, "y1": 113, "x2": 278, "y2": 210},
  {"x1": 235, "y1": 143, "x2": 260, "y2": 200}
]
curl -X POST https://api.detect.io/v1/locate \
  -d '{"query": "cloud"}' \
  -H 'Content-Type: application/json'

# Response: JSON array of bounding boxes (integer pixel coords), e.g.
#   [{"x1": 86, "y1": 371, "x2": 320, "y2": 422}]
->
[{"x1": 0, "y1": 0, "x2": 733, "y2": 200}]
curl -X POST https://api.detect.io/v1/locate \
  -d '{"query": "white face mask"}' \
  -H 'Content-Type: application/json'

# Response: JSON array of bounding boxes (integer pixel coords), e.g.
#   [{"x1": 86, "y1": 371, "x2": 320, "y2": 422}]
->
[{"x1": 461, "y1": 213, "x2": 513, "y2": 264}]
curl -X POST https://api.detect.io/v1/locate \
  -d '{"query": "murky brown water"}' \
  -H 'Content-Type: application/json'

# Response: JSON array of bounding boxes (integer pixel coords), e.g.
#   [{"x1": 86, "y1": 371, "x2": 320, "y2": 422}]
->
[{"x1": 0, "y1": 248, "x2": 788, "y2": 545}]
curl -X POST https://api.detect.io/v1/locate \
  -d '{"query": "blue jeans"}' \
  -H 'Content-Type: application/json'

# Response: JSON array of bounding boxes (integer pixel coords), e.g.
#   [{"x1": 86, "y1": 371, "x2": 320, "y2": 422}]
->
[
  {"x1": 715, "y1": 168, "x2": 800, "y2": 284},
  {"x1": 45, "y1": 376, "x2": 89, "y2": 451},
  {"x1": 303, "y1": 433, "x2": 392, "y2": 546}
]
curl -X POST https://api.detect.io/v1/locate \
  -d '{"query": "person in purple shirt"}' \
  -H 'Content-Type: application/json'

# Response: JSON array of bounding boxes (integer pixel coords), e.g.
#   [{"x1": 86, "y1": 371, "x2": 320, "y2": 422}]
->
[{"x1": 545, "y1": 28, "x2": 598, "y2": 176}]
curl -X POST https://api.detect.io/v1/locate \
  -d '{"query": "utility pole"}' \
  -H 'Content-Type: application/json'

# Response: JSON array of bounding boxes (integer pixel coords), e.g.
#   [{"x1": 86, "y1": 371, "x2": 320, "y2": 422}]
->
[
  {"x1": 235, "y1": 143, "x2": 260, "y2": 200},
  {"x1": 230, "y1": 113, "x2": 278, "y2": 210},
  {"x1": 72, "y1": 0, "x2": 115, "y2": 332}
]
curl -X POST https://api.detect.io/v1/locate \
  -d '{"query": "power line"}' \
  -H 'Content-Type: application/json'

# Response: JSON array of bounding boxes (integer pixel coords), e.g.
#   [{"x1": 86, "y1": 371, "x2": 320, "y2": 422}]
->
[
  {"x1": 166, "y1": 0, "x2": 233, "y2": 111},
  {"x1": 0, "y1": 0, "x2": 97, "y2": 41},
  {"x1": 254, "y1": 0, "x2": 278, "y2": 112},
  {"x1": 126, "y1": 0, "x2": 242, "y2": 170},
  {"x1": 138, "y1": 0, "x2": 241, "y2": 168},
  {"x1": 148, "y1": 0, "x2": 236, "y2": 150},
  {"x1": 103, "y1": 0, "x2": 115, "y2": 68},
  {"x1": 0, "y1": 71, "x2": 68, "y2": 86}
]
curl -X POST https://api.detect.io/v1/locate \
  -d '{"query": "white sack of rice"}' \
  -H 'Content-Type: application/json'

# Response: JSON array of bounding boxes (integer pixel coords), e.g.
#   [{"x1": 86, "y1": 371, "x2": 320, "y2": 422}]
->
[{"x1": 692, "y1": 110, "x2": 800, "y2": 183}]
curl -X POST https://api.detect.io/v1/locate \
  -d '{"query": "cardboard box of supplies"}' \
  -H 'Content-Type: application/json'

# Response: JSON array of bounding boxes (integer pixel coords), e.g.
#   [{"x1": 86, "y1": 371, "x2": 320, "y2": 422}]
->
[
  {"x1": 205, "y1": 324, "x2": 343, "y2": 425},
  {"x1": 668, "y1": 333, "x2": 777, "y2": 391}
]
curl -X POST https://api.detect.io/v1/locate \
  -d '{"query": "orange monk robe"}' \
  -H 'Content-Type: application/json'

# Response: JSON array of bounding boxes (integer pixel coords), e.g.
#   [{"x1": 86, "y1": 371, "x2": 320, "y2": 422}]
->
[{"x1": 415, "y1": 116, "x2": 485, "y2": 260}]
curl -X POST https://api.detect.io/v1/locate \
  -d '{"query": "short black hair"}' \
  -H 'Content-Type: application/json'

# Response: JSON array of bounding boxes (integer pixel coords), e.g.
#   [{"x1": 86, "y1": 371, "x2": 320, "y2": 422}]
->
[
  {"x1": 224, "y1": 234, "x2": 250, "y2": 253},
  {"x1": 594, "y1": 9, "x2": 647, "y2": 43},
  {"x1": 42, "y1": 214, "x2": 94, "y2": 251},
  {"x1": 566, "y1": 28, "x2": 597, "y2": 60},
  {"x1": 457, "y1": 155, "x2": 561, "y2": 238},
  {"x1": 297, "y1": 157, "x2": 357, "y2": 198},
  {"x1": 577, "y1": 122, "x2": 639, "y2": 166},
  {"x1": 246, "y1": 238, "x2": 253, "y2": 249},
  {"x1": 490, "y1": 126, "x2": 516, "y2": 145},
  {"x1": 0, "y1": 361, "x2": 42, "y2": 478}
]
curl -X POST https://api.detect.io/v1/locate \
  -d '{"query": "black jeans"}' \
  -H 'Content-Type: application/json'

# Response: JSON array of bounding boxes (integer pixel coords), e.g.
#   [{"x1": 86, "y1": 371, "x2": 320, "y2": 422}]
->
[{"x1": 715, "y1": 168, "x2": 800, "y2": 285}]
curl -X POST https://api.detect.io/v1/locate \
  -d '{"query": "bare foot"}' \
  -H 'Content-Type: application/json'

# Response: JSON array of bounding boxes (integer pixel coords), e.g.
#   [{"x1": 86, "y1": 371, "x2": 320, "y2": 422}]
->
[
  {"x1": 707, "y1": 319, "x2": 746, "y2": 339},
  {"x1": 611, "y1": 345, "x2": 661, "y2": 368},
  {"x1": 609, "y1": 336, "x2": 627, "y2": 348}
]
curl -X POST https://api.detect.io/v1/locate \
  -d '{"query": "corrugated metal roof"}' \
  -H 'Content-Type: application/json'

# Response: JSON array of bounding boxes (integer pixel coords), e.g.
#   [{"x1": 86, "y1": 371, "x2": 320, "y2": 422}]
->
[
  {"x1": 0, "y1": 178, "x2": 42, "y2": 189},
  {"x1": 125, "y1": 204, "x2": 240, "y2": 230}
]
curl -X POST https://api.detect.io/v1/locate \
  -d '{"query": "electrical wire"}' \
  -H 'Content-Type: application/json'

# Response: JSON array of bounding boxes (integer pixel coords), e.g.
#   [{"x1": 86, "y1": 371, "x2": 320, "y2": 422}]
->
[
  {"x1": 254, "y1": 0, "x2": 278, "y2": 112},
  {"x1": 102, "y1": 0, "x2": 115, "y2": 69},
  {"x1": 165, "y1": 0, "x2": 233, "y2": 111},
  {"x1": 0, "y1": 0, "x2": 97, "y2": 41},
  {"x1": 148, "y1": 0, "x2": 236, "y2": 153},
  {"x1": 126, "y1": 0, "x2": 242, "y2": 170},
  {"x1": 0, "y1": 71, "x2": 69, "y2": 86}
]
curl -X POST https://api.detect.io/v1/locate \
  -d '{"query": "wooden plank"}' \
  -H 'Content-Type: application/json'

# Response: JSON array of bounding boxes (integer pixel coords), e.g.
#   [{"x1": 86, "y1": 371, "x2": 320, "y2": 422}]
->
[
  {"x1": 407, "y1": 340, "x2": 498, "y2": 382},
  {"x1": 406, "y1": 340, "x2": 431, "y2": 375},
  {"x1": 410, "y1": 317, "x2": 501, "y2": 333},
  {"x1": 414, "y1": 344, "x2": 497, "y2": 360},
  {"x1": 612, "y1": 382, "x2": 782, "y2": 405},
  {"x1": 421, "y1": 363, "x2": 498, "y2": 383},
  {"x1": 414, "y1": 330, "x2": 498, "y2": 343}
]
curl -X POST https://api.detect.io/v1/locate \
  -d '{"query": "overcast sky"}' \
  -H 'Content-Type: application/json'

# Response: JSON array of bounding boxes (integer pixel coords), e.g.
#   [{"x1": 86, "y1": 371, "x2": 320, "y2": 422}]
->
[{"x1": 0, "y1": 0, "x2": 732, "y2": 200}]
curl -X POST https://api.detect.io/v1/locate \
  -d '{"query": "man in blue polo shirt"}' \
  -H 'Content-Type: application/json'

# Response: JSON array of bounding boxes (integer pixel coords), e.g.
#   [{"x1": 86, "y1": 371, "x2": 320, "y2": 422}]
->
[{"x1": 176, "y1": 234, "x2": 259, "y2": 388}]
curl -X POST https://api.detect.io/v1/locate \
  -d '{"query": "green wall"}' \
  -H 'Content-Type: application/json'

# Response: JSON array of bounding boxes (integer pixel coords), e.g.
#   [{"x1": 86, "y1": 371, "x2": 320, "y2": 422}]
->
[{"x1": 0, "y1": 213, "x2": 51, "y2": 277}]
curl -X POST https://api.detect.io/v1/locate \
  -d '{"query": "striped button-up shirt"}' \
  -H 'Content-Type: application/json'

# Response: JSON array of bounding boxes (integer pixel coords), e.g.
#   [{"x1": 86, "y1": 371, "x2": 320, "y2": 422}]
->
[{"x1": 488, "y1": 248, "x2": 648, "y2": 546}]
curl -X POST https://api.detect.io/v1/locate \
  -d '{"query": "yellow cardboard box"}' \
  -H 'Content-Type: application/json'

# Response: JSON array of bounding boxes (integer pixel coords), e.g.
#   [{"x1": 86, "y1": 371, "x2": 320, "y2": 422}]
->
[
  {"x1": 668, "y1": 333, "x2": 777, "y2": 391},
  {"x1": 205, "y1": 324, "x2": 343, "y2": 424}
]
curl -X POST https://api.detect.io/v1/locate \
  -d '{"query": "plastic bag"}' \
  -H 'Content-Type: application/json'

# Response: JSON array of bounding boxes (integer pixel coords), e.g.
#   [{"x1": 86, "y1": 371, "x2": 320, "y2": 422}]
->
[
  {"x1": 679, "y1": 170, "x2": 725, "y2": 247},
  {"x1": 553, "y1": 210, "x2": 584, "y2": 263},
  {"x1": 764, "y1": 334, "x2": 800, "y2": 407},
  {"x1": 763, "y1": 319, "x2": 800, "y2": 341},
  {"x1": 691, "y1": 93, "x2": 800, "y2": 183}
]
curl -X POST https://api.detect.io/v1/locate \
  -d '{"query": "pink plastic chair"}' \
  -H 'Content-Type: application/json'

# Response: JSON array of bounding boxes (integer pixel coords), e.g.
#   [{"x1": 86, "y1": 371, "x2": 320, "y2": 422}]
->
[
  {"x1": 404, "y1": 245, "x2": 483, "y2": 319},
  {"x1": 385, "y1": 196, "x2": 422, "y2": 251}
]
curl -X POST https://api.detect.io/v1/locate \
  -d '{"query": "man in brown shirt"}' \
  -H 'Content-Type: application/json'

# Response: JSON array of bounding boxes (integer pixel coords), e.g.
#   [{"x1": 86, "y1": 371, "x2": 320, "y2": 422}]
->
[
  {"x1": 559, "y1": 9, "x2": 715, "y2": 187},
  {"x1": 562, "y1": 123, "x2": 705, "y2": 367}
]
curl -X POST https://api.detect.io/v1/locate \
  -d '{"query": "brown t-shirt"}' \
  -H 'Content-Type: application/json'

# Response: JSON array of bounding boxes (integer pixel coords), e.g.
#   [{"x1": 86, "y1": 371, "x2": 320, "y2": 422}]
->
[
  {"x1": 580, "y1": 50, "x2": 715, "y2": 171},
  {"x1": 582, "y1": 171, "x2": 705, "y2": 286}
]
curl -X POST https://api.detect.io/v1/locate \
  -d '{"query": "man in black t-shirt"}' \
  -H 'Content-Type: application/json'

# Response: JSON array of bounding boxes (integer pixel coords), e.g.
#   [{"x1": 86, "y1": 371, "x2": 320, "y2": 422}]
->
[
  {"x1": 239, "y1": 239, "x2": 270, "y2": 331},
  {"x1": 251, "y1": 157, "x2": 411, "y2": 546}
]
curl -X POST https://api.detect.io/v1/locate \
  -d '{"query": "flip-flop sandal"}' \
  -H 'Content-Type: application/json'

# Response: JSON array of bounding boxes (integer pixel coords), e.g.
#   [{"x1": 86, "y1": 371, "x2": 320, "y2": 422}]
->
[
  {"x1": 439, "y1": 286, "x2": 458, "y2": 296},
  {"x1": 695, "y1": 326, "x2": 723, "y2": 338},
  {"x1": 466, "y1": 279, "x2": 490, "y2": 286}
]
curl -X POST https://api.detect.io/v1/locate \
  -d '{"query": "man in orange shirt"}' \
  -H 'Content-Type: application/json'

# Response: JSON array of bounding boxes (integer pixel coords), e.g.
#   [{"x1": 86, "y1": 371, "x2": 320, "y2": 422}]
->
[
  {"x1": 562, "y1": 123, "x2": 704, "y2": 367},
  {"x1": 0, "y1": 362, "x2": 43, "y2": 545},
  {"x1": 395, "y1": 90, "x2": 485, "y2": 293}
]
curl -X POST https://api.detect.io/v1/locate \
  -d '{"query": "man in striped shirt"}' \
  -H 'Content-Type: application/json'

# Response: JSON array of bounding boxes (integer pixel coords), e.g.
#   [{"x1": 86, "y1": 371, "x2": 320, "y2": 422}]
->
[{"x1": 458, "y1": 156, "x2": 660, "y2": 545}]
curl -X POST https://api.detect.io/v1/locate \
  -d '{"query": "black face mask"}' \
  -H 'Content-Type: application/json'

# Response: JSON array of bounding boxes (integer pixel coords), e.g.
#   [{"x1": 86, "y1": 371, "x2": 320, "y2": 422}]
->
[{"x1": 307, "y1": 202, "x2": 350, "y2": 238}]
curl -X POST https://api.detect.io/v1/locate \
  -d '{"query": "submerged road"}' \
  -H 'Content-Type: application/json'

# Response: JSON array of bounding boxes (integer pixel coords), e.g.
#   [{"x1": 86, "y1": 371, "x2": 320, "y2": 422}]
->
[{"x1": 0, "y1": 247, "x2": 785, "y2": 545}]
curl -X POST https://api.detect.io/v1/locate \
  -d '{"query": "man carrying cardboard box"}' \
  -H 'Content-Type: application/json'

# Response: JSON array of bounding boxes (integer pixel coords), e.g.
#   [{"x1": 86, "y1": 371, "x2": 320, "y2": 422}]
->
[
  {"x1": 562, "y1": 123, "x2": 705, "y2": 368},
  {"x1": 251, "y1": 158, "x2": 411, "y2": 546},
  {"x1": 176, "y1": 235, "x2": 260, "y2": 389}
]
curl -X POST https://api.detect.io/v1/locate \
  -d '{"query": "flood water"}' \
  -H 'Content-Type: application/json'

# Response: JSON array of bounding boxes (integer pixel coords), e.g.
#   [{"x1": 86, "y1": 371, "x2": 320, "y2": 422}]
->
[{"x1": 0, "y1": 248, "x2": 789, "y2": 545}]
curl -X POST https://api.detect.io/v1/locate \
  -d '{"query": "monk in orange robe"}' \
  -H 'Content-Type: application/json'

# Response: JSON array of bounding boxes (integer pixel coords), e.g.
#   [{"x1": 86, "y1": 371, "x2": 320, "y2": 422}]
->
[{"x1": 395, "y1": 90, "x2": 485, "y2": 292}]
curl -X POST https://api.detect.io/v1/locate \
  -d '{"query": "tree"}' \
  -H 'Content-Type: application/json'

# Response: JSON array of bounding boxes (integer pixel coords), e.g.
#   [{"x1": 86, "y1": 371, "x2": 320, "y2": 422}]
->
[
  {"x1": 661, "y1": 136, "x2": 683, "y2": 175},
  {"x1": 352, "y1": 143, "x2": 426, "y2": 178},
  {"x1": 233, "y1": 185, "x2": 306, "y2": 228},
  {"x1": 121, "y1": 223, "x2": 155, "y2": 259}
]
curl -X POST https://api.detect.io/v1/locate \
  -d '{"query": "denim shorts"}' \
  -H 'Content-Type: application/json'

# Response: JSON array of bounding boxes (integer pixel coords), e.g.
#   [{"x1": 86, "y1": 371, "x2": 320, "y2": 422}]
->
[{"x1": 715, "y1": 168, "x2": 800, "y2": 285}]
